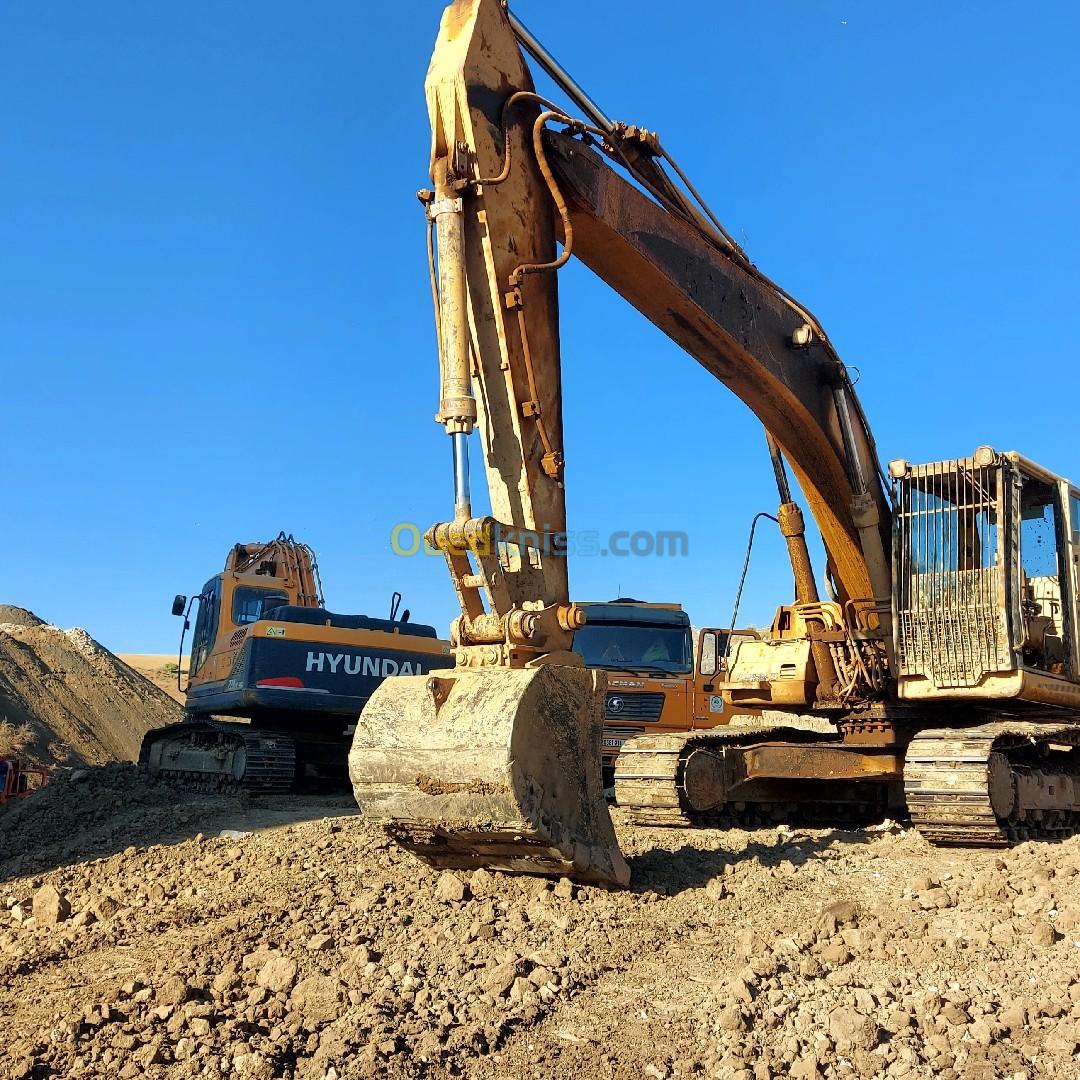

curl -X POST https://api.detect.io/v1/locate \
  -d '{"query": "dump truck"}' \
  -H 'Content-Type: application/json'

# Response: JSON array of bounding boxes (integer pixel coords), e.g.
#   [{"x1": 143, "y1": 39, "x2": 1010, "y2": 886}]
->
[{"x1": 572, "y1": 600, "x2": 759, "y2": 785}]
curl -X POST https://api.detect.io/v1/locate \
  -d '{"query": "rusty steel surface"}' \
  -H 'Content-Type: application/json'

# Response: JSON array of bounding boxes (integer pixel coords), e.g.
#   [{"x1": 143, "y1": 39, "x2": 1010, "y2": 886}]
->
[
  {"x1": 350, "y1": 665, "x2": 629, "y2": 886},
  {"x1": 425, "y1": 0, "x2": 569, "y2": 616},
  {"x1": 542, "y1": 130, "x2": 889, "y2": 609},
  {"x1": 665, "y1": 736, "x2": 902, "y2": 814},
  {"x1": 736, "y1": 743, "x2": 903, "y2": 783}
]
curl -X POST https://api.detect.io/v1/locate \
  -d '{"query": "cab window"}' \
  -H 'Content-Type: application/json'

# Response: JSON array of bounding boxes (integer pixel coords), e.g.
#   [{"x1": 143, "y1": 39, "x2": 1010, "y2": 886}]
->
[
  {"x1": 699, "y1": 632, "x2": 718, "y2": 676},
  {"x1": 699, "y1": 630, "x2": 757, "y2": 677},
  {"x1": 1020, "y1": 479, "x2": 1062, "y2": 580},
  {"x1": 232, "y1": 587, "x2": 289, "y2": 625},
  {"x1": 1018, "y1": 475, "x2": 1071, "y2": 675}
]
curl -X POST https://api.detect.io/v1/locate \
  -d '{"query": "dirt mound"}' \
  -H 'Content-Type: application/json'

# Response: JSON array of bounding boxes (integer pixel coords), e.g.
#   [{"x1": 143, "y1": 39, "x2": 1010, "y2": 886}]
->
[
  {"x1": 118, "y1": 655, "x2": 188, "y2": 705},
  {"x1": 0, "y1": 770, "x2": 1078, "y2": 1079},
  {"x1": 0, "y1": 765, "x2": 233, "y2": 879},
  {"x1": 0, "y1": 605, "x2": 43, "y2": 629},
  {"x1": 0, "y1": 617, "x2": 182, "y2": 769}
]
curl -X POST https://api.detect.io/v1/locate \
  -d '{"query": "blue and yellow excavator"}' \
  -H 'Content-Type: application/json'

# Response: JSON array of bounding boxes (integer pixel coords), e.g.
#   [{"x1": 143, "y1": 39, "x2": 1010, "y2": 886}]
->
[{"x1": 139, "y1": 534, "x2": 454, "y2": 791}]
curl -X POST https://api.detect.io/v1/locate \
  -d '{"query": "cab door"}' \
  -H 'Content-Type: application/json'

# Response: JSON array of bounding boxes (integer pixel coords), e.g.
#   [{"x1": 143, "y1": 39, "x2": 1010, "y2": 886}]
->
[
  {"x1": 1014, "y1": 469, "x2": 1075, "y2": 680},
  {"x1": 692, "y1": 627, "x2": 762, "y2": 729},
  {"x1": 188, "y1": 576, "x2": 223, "y2": 681}
]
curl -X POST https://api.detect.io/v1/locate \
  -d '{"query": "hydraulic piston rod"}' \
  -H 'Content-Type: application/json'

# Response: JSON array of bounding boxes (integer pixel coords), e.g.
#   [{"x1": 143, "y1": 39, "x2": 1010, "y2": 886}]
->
[
  {"x1": 766, "y1": 432, "x2": 839, "y2": 700},
  {"x1": 431, "y1": 163, "x2": 477, "y2": 520},
  {"x1": 452, "y1": 431, "x2": 472, "y2": 520}
]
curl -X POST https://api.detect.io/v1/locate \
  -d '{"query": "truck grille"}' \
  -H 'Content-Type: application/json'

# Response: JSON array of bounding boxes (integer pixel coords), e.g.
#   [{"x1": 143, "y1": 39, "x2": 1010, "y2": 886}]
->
[
  {"x1": 894, "y1": 458, "x2": 1012, "y2": 688},
  {"x1": 605, "y1": 691, "x2": 664, "y2": 722},
  {"x1": 600, "y1": 725, "x2": 645, "y2": 760}
]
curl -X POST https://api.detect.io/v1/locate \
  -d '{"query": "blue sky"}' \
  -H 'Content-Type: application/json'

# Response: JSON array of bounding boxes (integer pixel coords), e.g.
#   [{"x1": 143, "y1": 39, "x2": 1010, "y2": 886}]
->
[{"x1": 3, "y1": 1, "x2": 1077, "y2": 652}]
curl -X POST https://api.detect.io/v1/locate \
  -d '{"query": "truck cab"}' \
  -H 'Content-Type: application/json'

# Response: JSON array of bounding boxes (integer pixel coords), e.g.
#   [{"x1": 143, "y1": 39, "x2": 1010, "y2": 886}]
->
[{"x1": 572, "y1": 600, "x2": 760, "y2": 784}]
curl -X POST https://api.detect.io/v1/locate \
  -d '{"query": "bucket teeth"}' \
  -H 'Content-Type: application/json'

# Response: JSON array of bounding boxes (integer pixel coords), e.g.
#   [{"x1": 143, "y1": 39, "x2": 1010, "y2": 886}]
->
[{"x1": 349, "y1": 665, "x2": 629, "y2": 887}]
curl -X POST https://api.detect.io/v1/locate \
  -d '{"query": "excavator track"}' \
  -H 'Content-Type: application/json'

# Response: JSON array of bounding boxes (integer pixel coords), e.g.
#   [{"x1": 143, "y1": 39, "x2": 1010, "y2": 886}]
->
[
  {"x1": 903, "y1": 720, "x2": 1080, "y2": 846},
  {"x1": 614, "y1": 720, "x2": 847, "y2": 828},
  {"x1": 139, "y1": 720, "x2": 296, "y2": 794}
]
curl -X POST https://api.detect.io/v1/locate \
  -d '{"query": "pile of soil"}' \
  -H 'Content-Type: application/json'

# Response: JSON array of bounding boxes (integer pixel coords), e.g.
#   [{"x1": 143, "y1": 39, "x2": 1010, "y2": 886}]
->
[
  {"x1": 0, "y1": 609, "x2": 182, "y2": 768},
  {"x1": 0, "y1": 606, "x2": 44, "y2": 629},
  {"x1": 0, "y1": 765, "x2": 229, "y2": 877},
  {"x1": 0, "y1": 769, "x2": 1078, "y2": 1079}
]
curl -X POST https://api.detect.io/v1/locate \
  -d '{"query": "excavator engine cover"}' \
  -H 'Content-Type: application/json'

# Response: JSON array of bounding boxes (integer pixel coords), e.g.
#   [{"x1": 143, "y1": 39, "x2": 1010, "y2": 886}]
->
[{"x1": 348, "y1": 664, "x2": 630, "y2": 886}]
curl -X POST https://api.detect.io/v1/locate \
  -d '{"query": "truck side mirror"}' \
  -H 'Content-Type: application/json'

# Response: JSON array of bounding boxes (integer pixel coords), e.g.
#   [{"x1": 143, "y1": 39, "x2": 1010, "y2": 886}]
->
[
  {"x1": 171, "y1": 595, "x2": 187, "y2": 617},
  {"x1": 698, "y1": 631, "x2": 718, "y2": 676}
]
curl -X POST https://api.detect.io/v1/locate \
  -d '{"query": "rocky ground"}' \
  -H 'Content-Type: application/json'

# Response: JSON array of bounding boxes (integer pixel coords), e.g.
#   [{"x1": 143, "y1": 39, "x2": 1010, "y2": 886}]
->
[{"x1": 0, "y1": 768, "x2": 1078, "y2": 1079}]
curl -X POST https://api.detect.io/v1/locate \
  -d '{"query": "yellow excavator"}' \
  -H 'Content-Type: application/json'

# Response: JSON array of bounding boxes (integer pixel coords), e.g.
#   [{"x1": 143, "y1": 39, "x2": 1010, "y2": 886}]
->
[{"x1": 349, "y1": 0, "x2": 1080, "y2": 885}]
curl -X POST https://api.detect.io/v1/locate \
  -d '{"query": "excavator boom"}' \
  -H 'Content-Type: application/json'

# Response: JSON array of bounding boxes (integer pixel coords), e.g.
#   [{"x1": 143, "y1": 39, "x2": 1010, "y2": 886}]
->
[{"x1": 541, "y1": 131, "x2": 891, "y2": 611}]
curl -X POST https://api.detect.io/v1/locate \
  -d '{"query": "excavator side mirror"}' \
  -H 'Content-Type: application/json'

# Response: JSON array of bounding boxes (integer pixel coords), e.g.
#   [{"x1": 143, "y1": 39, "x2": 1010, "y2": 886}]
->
[{"x1": 171, "y1": 595, "x2": 187, "y2": 617}]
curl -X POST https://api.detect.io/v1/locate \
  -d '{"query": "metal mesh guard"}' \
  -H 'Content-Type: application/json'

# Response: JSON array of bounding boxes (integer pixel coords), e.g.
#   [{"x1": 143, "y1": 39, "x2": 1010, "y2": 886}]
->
[{"x1": 894, "y1": 459, "x2": 1012, "y2": 688}]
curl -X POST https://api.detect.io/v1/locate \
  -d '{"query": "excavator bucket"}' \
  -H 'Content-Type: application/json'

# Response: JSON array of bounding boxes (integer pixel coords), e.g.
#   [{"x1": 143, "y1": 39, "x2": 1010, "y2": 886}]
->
[{"x1": 348, "y1": 665, "x2": 630, "y2": 887}]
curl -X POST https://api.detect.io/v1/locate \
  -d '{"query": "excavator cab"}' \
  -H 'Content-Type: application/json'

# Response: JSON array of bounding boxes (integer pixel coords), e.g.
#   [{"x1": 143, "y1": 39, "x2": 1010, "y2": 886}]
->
[
  {"x1": 172, "y1": 575, "x2": 294, "y2": 687},
  {"x1": 893, "y1": 448, "x2": 1080, "y2": 705}
]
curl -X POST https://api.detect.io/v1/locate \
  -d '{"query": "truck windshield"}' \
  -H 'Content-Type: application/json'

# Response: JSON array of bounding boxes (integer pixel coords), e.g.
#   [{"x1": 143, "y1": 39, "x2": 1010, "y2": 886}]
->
[
  {"x1": 573, "y1": 624, "x2": 692, "y2": 674},
  {"x1": 232, "y1": 587, "x2": 290, "y2": 625}
]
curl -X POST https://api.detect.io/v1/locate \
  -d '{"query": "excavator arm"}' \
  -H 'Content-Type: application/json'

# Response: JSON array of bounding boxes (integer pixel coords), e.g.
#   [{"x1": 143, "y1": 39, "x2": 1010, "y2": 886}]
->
[
  {"x1": 423, "y1": 0, "x2": 891, "y2": 646},
  {"x1": 421, "y1": 0, "x2": 575, "y2": 657}
]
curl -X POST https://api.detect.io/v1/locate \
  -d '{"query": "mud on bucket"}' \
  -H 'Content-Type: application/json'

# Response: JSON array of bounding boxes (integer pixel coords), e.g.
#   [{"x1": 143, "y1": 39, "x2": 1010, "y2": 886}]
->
[{"x1": 348, "y1": 664, "x2": 630, "y2": 887}]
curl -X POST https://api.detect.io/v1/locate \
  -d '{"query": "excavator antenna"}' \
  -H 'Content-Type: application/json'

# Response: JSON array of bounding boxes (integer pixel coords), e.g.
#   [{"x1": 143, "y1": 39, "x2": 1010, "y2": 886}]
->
[{"x1": 389, "y1": 591, "x2": 411, "y2": 624}]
